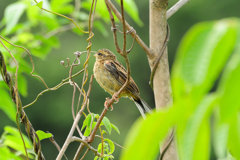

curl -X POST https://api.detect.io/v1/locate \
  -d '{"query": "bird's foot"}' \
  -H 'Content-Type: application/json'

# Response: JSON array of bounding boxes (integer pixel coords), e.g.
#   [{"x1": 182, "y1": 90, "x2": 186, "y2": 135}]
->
[
  {"x1": 104, "y1": 98, "x2": 113, "y2": 111},
  {"x1": 112, "y1": 93, "x2": 119, "y2": 104}
]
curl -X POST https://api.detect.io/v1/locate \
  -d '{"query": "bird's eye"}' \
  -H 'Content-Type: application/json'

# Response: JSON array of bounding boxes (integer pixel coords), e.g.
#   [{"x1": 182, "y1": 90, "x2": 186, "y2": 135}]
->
[{"x1": 98, "y1": 52, "x2": 102, "y2": 56}]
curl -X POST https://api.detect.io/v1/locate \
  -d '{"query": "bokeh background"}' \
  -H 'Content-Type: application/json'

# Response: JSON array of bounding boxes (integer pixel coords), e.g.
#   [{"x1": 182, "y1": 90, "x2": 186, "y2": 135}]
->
[{"x1": 0, "y1": 0, "x2": 239, "y2": 159}]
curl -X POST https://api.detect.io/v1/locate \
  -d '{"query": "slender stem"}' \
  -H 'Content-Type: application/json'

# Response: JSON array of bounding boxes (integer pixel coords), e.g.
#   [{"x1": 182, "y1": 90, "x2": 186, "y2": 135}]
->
[
  {"x1": 71, "y1": 137, "x2": 101, "y2": 157},
  {"x1": 121, "y1": 0, "x2": 126, "y2": 52},
  {"x1": 167, "y1": 0, "x2": 189, "y2": 19},
  {"x1": 56, "y1": 112, "x2": 82, "y2": 160},
  {"x1": 104, "y1": 0, "x2": 154, "y2": 59}
]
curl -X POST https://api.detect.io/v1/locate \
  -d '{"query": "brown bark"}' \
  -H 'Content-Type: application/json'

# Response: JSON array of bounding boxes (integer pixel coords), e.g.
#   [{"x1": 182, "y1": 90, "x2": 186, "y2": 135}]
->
[{"x1": 149, "y1": 0, "x2": 178, "y2": 159}]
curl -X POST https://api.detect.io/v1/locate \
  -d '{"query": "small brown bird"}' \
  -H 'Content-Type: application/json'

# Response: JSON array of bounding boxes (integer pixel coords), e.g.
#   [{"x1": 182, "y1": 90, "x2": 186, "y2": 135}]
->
[{"x1": 93, "y1": 49, "x2": 152, "y2": 118}]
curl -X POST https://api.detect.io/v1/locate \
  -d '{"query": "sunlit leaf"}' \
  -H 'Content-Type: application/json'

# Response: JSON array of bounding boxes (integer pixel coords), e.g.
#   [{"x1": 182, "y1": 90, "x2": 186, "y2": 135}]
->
[
  {"x1": 172, "y1": 18, "x2": 238, "y2": 104},
  {"x1": 18, "y1": 75, "x2": 28, "y2": 97},
  {"x1": 102, "y1": 117, "x2": 111, "y2": 135},
  {"x1": 115, "y1": 0, "x2": 143, "y2": 26},
  {"x1": 228, "y1": 114, "x2": 240, "y2": 159},
  {"x1": 4, "y1": 126, "x2": 32, "y2": 147},
  {"x1": 36, "y1": 130, "x2": 52, "y2": 141},
  {"x1": 0, "y1": 90, "x2": 16, "y2": 122},
  {"x1": 213, "y1": 111, "x2": 229, "y2": 159},
  {"x1": 121, "y1": 108, "x2": 175, "y2": 160},
  {"x1": 177, "y1": 95, "x2": 217, "y2": 160},
  {"x1": 217, "y1": 42, "x2": 240, "y2": 122},
  {"x1": 36, "y1": 1, "x2": 43, "y2": 8},
  {"x1": 51, "y1": 0, "x2": 74, "y2": 14},
  {"x1": 4, "y1": 2, "x2": 26, "y2": 34},
  {"x1": 0, "y1": 146, "x2": 22, "y2": 160},
  {"x1": 104, "y1": 138, "x2": 115, "y2": 155},
  {"x1": 111, "y1": 123, "x2": 120, "y2": 134},
  {"x1": 81, "y1": 114, "x2": 92, "y2": 130}
]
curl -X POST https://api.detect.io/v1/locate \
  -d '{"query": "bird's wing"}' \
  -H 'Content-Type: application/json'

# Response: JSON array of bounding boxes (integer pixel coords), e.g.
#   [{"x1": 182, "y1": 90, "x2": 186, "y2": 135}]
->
[{"x1": 104, "y1": 60, "x2": 140, "y2": 94}]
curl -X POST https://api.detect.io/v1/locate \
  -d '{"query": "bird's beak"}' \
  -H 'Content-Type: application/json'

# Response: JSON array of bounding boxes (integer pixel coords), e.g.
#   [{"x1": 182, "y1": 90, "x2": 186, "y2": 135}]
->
[{"x1": 93, "y1": 53, "x2": 97, "y2": 57}]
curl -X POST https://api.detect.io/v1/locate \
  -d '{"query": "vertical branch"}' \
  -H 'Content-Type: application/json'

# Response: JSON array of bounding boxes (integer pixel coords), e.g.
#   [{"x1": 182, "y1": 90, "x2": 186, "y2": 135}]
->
[
  {"x1": 120, "y1": 0, "x2": 126, "y2": 52},
  {"x1": 105, "y1": 4, "x2": 120, "y2": 52},
  {"x1": 149, "y1": 0, "x2": 177, "y2": 160}
]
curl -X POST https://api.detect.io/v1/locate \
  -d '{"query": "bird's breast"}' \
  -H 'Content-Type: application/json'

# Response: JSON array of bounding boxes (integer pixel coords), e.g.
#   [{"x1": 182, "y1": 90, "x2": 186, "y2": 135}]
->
[{"x1": 94, "y1": 61, "x2": 120, "y2": 95}]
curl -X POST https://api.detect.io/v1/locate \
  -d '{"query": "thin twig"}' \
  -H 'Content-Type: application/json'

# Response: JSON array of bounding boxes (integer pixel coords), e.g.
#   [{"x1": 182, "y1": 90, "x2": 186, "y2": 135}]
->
[
  {"x1": 104, "y1": 0, "x2": 154, "y2": 59},
  {"x1": 159, "y1": 129, "x2": 175, "y2": 160},
  {"x1": 88, "y1": 0, "x2": 133, "y2": 144},
  {"x1": 95, "y1": 135, "x2": 125, "y2": 149},
  {"x1": 48, "y1": 133, "x2": 68, "y2": 160},
  {"x1": 80, "y1": 148, "x2": 90, "y2": 160},
  {"x1": 0, "y1": 51, "x2": 45, "y2": 159},
  {"x1": 121, "y1": 0, "x2": 126, "y2": 53},
  {"x1": 44, "y1": 24, "x2": 74, "y2": 39},
  {"x1": 149, "y1": 23, "x2": 170, "y2": 89},
  {"x1": 56, "y1": 111, "x2": 82, "y2": 160},
  {"x1": 0, "y1": 36, "x2": 48, "y2": 89},
  {"x1": 73, "y1": 143, "x2": 85, "y2": 160},
  {"x1": 23, "y1": 69, "x2": 85, "y2": 109},
  {"x1": 71, "y1": 136, "x2": 101, "y2": 157},
  {"x1": 33, "y1": 0, "x2": 88, "y2": 34},
  {"x1": 167, "y1": 0, "x2": 189, "y2": 19},
  {"x1": 105, "y1": 3, "x2": 120, "y2": 52},
  {"x1": 56, "y1": 74, "x2": 94, "y2": 160}
]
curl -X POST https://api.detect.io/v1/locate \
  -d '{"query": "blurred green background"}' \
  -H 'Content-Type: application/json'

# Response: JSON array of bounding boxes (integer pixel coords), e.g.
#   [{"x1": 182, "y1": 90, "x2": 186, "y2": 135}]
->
[{"x1": 0, "y1": 0, "x2": 240, "y2": 159}]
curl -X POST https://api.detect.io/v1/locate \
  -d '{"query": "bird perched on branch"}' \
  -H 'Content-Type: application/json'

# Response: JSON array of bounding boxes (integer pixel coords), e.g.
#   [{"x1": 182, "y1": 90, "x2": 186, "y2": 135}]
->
[{"x1": 93, "y1": 49, "x2": 152, "y2": 118}]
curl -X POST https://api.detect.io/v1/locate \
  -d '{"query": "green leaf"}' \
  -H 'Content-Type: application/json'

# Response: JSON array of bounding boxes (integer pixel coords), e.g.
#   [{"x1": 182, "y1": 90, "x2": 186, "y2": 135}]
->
[
  {"x1": 4, "y1": 2, "x2": 27, "y2": 34},
  {"x1": 115, "y1": 0, "x2": 143, "y2": 26},
  {"x1": 102, "y1": 117, "x2": 111, "y2": 135},
  {"x1": 36, "y1": 1, "x2": 43, "y2": 8},
  {"x1": 51, "y1": 0, "x2": 74, "y2": 14},
  {"x1": 228, "y1": 114, "x2": 240, "y2": 159},
  {"x1": 0, "y1": 90, "x2": 16, "y2": 122},
  {"x1": 120, "y1": 108, "x2": 175, "y2": 160},
  {"x1": 81, "y1": 114, "x2": 93, "y2": 130},
  {"x1": 217, "y1": 42, "x2": 240, "y2": 123},
  {"x1": 104, "y1": 138, "x2": 115, "y2": 155},
  {"x1": 94, "y1": 21, "x2": 109, "y2": 37},
  {"x1": 172, "y1": 19, "x2": 238, "y2": 103},
  {"x1": 177, "y1": 94, "x2": 217, "y2": 160},
  {"x1": 0, "y1": 146, "x2": 22, "y2": 160},
  {"x1": 213, "y1": 112, "x2": 229, "y2": 159},
  {"x1": 36, "y1": 130, "x2": 52, "y2": 141},
  {"x1": 18, "y1": 75, "x2": 28, "y2": 97},
  {"x1": 4, "y1": 134, "x2": 34, "y2": 158},
  {"x1": 111, "y1": 123, "x2": 120, "y2": 134}
]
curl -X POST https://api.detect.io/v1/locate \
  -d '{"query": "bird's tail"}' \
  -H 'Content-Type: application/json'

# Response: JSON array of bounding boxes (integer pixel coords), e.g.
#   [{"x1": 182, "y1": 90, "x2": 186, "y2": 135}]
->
[{"x1": 133, "y1": 98, "x2": 152, "y2": 119}]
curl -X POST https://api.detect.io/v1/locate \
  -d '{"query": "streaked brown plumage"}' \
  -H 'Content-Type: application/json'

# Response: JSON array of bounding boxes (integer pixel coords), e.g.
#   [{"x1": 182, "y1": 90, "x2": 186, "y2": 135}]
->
[{"x1": 93, "y1": 49, "x2": 151, "y2": 118}]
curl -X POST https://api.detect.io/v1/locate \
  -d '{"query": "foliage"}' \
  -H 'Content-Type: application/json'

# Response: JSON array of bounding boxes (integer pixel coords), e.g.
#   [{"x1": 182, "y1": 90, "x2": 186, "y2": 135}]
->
[
  {"x1": 0, "y1": 0, "x2": 141, "y2": 159},
  {"x1": 121, "y1": 18, "x2": 240, "y2": 160},
  {"x1": 0, "y1": 126, "x2": 35, "y2": 160}
]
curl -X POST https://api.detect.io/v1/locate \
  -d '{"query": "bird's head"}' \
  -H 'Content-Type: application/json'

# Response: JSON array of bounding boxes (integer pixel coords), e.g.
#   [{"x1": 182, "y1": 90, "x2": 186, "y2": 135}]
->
[{"x1": 94, "y1": 49, "x2": 116, "y2": 60}]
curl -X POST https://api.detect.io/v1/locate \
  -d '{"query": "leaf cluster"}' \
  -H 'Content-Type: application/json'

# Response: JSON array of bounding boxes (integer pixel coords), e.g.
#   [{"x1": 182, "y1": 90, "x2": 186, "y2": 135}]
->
[{"x1": 122, "y1": 18, "x2": 240, "y2": 160}]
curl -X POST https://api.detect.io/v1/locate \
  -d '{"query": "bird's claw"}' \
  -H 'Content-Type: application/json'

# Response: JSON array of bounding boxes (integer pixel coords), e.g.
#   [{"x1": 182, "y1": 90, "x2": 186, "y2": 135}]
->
[
  {"x1": 104, "y1": 98, "x2": 113, "y2": 111},
  {"x1": 112, "y1": 93, "x2": 119, "y2": 104}
]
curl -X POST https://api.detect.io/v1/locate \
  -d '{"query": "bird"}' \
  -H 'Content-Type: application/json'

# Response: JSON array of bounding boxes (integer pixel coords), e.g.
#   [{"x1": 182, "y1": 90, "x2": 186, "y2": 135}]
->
[{"x1": 93, "y1": 49, "x2": 152, "y2": 118}]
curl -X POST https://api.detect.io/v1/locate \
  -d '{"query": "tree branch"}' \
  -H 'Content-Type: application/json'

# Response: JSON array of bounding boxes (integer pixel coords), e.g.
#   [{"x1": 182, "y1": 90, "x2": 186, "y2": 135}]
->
[
  {"x1": 167, "y1": 0, "x2": 189, "y2": 19},
  {"x1": 104, "y1": 0, "x2": 154, "y2": 59}
]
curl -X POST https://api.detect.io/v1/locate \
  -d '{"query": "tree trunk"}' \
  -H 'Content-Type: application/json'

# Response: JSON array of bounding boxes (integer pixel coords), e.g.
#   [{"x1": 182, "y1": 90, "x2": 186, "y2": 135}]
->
[{"x1": 149, "y1": 0, "x2": 178, "y2": 159}]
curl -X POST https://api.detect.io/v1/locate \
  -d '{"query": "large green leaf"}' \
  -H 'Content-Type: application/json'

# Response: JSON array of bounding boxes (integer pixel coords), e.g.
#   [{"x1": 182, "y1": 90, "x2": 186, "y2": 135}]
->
[
  {"x1": 228, "y1": 114, "x2": 240, "y2": 159},
  {"x1": 120, "y1": 108, "x2": 175, "y2": 160},
  {"x1": 172, "y1": 19, "x2": 238, "y2": 103},
  {"x1": 217, "y1": 41, "x2": 240, "y2": 123},
  {"x1": 177, "y1": 94, "x2": 217, "y2": 160}
]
